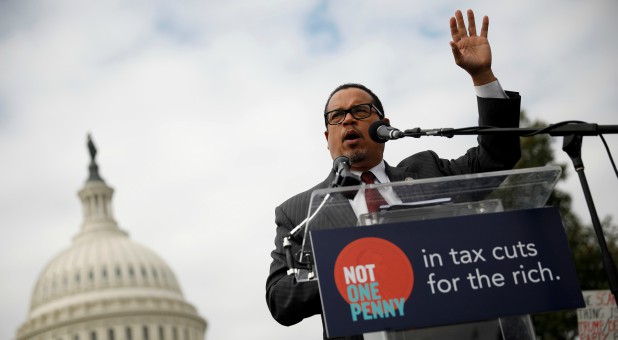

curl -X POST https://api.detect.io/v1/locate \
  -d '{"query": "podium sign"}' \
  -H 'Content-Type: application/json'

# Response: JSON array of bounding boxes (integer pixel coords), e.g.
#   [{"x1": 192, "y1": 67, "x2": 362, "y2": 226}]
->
[{"x1": 311, "y1": 207, "x2": 585, "y2": 338}]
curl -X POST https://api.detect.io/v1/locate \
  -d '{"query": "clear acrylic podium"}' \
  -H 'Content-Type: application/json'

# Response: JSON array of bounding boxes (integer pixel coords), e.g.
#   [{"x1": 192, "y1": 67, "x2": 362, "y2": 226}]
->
[{"x1": 297, "y1": 166, "x2": 563, "y2": 340}]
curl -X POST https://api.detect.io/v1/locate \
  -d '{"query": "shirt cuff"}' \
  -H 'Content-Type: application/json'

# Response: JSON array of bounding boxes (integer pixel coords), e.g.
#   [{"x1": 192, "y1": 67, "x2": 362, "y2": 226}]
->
[{"x1": 475, "y1": 80, "x2": 508, "y2": 99}]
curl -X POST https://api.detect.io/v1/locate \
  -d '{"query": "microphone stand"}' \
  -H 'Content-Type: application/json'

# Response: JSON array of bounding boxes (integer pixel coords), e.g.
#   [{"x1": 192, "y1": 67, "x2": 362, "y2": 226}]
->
[
  {"x1": 403, "y1": 122, "x2": 618, "y2": 300},
  {"x1": 563, "y1": 134, "x2": 618, "y2": 300},
  {"x1": 402, "y1": 122, "x2": 618, "y2": 138}
]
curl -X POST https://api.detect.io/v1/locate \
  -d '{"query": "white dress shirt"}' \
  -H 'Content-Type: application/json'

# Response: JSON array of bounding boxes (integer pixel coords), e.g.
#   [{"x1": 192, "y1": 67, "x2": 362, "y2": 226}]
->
[{"x1": 349, "y1": 160, "x2": 402, "y2": 217}]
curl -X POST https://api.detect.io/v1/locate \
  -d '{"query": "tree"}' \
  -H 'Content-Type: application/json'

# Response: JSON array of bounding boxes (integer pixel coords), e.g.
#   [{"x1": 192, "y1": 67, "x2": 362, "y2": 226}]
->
[{"x1": 515, "y1": 111, "x2": 618, "y2": 339}]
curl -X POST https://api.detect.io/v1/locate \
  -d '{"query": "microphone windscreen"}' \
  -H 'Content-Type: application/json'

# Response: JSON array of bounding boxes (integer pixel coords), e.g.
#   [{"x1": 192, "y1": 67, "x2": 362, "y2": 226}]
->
[
  {"x1": 332, "y1": 156, "x2": 352, "y2": 172},
  {"x1": 368, "y1": 120, "x2": 389, "y2": 143}
]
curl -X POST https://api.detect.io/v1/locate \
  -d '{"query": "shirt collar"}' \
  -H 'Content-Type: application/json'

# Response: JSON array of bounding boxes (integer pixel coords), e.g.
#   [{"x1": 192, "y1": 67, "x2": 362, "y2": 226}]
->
[{"x1": 351, "y1": 160, "x2": 389, "y2": 184}]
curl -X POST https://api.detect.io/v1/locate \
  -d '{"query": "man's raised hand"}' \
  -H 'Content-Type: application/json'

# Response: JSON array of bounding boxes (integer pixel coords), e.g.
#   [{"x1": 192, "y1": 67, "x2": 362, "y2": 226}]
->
[{"x1": 449, "y1": 9, "x2": 496, "y2": 85}]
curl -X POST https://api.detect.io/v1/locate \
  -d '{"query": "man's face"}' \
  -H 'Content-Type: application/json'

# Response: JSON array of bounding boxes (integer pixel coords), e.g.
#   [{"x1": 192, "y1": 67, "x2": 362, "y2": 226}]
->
[{"x1": 324, "y1": 87, "x2": 388, "y2": 171}]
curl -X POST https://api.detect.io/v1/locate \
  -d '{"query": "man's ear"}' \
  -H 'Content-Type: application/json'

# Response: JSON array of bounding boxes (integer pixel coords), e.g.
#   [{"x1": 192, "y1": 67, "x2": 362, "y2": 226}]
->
[{"x1": 324, "y1": 130, "x2": 329, "y2": 149}]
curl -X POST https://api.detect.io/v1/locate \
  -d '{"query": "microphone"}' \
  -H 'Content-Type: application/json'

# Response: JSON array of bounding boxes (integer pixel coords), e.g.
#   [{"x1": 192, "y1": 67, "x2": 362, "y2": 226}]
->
[
  {"x1": 369, "y1": 120, "x2": 404, "y2": 143},
  {"x1": 333, "y1": 156, "x2": 352, "y2": 175},
  {"x1": 331, "y1": 156, "x2": 361, "y2": 188}
]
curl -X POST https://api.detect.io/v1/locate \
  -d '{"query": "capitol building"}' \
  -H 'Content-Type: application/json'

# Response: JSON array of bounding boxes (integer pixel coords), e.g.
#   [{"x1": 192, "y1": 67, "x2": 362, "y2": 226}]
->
[{"x1": 16, "y1": 136, "x2": 207, "y2": 340}]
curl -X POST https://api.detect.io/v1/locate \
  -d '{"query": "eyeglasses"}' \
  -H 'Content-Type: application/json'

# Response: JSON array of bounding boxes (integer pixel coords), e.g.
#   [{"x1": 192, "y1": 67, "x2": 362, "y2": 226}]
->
[{"x1": 323, "y1": 103, "x2": 383, "y2": 126}]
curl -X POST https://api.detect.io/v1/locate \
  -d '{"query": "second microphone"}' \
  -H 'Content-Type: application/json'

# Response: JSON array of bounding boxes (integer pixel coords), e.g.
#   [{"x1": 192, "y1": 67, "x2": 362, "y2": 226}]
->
[{"x1": 369, "y1": 120, "x2": 404, "y2": 143}]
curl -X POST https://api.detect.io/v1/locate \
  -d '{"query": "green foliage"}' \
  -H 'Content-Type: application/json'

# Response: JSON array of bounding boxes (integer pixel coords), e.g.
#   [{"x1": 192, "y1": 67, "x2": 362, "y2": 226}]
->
[{"x1": 515, "y1": 112, "x2": 618, "y2": 339}]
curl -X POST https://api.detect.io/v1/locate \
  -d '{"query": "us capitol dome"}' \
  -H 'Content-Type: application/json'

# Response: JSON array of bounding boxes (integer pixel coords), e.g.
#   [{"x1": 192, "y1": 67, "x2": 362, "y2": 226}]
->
[{"x1": 16, "y1": 136, "x2": 207, "y2": 340}]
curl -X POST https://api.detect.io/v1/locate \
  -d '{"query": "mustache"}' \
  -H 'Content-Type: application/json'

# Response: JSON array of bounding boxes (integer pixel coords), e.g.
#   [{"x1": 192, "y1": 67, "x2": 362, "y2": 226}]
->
[{"x1": 343, "y1": 128, "x2": 362, "y2": 141}]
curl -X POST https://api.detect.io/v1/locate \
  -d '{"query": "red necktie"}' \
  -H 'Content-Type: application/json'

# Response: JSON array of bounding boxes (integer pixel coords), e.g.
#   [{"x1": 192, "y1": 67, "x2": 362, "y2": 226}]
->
[{"x1": 361, "y1": 171, "x2": 388, "y2": 213}]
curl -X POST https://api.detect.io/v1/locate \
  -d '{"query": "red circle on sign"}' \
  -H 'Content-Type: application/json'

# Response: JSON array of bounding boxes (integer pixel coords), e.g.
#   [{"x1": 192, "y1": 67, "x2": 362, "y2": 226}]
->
[{"x1": 333, "y1": 237, "x2": 414, "y2": 304}]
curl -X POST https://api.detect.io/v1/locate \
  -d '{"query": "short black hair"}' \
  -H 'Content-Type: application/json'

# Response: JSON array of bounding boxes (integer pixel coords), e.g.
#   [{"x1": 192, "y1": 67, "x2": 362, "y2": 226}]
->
[{"x1": 323, "y1": 83, "x2": 385, "y2": 126}]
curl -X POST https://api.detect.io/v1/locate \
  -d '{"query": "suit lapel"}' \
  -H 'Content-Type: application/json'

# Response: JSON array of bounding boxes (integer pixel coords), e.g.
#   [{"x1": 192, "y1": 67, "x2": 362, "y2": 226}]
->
[
  {"x1": 385, "y1": 162, "x2": 423, "y2": 202},
  {"x1": 308, "y1": 171, "x2": 358, "y2": 232},
  {"x1": 309, "y1": 193, "x2": 357, "y2": 231},
  {"x1": 385, "y1": 161, "x2": 417, "y2": 182}
]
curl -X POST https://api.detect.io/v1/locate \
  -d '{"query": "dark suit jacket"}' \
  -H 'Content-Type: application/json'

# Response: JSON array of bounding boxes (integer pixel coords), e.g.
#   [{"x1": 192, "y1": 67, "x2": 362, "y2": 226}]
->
[{"x1": 266, "y1": 93, "x2": 522, "y2": 339}]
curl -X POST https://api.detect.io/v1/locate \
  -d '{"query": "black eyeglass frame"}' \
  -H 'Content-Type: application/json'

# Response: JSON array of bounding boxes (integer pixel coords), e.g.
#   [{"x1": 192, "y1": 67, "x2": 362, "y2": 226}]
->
[{"x1": 323, "y1": 103, "x2": 384, "y2": 126}]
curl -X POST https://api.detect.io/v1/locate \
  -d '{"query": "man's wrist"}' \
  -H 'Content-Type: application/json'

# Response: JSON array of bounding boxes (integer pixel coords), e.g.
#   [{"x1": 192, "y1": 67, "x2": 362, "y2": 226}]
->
[{"x1": 471, "y1": 69, "x2": 497, "y2": 86}]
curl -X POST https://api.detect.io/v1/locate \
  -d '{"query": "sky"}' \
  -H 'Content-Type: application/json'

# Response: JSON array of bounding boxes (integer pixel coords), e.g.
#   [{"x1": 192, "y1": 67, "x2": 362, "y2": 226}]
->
[{"x1": 1, "y1": 0, "x2": 617, "y2": 339}]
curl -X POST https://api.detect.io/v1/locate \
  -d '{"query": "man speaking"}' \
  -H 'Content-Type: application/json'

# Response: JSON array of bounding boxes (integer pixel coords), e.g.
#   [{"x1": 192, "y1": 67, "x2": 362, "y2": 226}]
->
[{"x1": 266, "y1": 9, "x2": 521, "y2": 340}]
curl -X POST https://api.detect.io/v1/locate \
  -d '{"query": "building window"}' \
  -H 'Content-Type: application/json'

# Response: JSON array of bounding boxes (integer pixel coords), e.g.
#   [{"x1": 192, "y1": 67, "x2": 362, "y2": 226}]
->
[
  {"x1": 129, "y1": 267, "x2": 135, "y2": 278},
  {"x1": 116, "y1": 266, "x2": 122, "y2": 278},
  {"x1": 125, "y1": 327, "x2": 132, "y2": 340},
  {"x1": 141, "y1": 266, "x2": 148, "y2": 279},
  {"x1": 159, "y1": 326, "x2": 164, "y2": 340},
  {"x1": 90, "y1": 331, "x2": 97, "y2": 340},
  {"x1": 172, "y1": 328, "x2": 178, "y2": 340},
  {"x1": 107, "y1": 328, "x2": 114, "y2": 340},
  {"x1": 143, "y1": 326, "x2": 149, "y2": 340}
]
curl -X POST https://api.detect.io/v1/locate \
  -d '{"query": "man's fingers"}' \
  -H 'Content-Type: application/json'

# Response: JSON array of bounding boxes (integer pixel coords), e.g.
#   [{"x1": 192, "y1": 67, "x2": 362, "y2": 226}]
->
[
  {"x1": 449, "y1": 41, "x2": 463, "y2": 65},
  {"x1": 451, "y1": 10, "x2": 489, "y2": 50},
  {"x1": 454, "y1": 10, "x2": 467, "y2": 38},
  {"x1": 467, "y1": 9, "x2": 477, "y2": 36},
  {"x1": 449, "y1": 17, "x2": 460, "y2": 42},
  {"x1": 480, "y1": 15, "x2": 489, "y2": 38}
]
